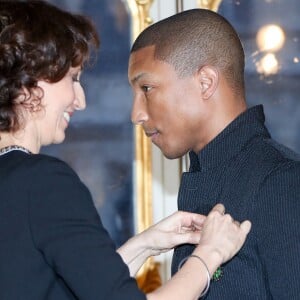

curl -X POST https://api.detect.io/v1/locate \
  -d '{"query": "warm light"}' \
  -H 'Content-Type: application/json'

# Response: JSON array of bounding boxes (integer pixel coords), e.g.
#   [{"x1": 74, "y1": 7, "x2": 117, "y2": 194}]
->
[
  {"x1": 256, "y1": 24, "x2": 285, "y2": 52},
  {"x1": 294, "y1": 57, "x2": 299, "y2": 63},
  {"x1": 256, "y1": 53, "x2": 279, "y2": 76}
]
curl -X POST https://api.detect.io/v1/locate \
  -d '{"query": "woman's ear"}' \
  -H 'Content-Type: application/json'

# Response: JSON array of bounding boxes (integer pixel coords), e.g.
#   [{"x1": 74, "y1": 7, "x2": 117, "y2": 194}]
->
[
  {"x1": 29, "y1": 87, "x2": 43, "y2": 112},
  {"x1": 196, "y1": 65, "x2": 219, "y2": 100},
  {"x1": 16, "y1": 87, "x2": 43, "y2": 113}
]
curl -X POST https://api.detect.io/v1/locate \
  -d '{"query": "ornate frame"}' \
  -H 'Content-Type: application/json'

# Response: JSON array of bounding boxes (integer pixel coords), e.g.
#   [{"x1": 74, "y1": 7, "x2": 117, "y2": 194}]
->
[
  {"x1": 197, "y1": 0, "x2": 222, "y2": 11},
  {"x1": 126, "y1": 0, "x2": 157, "y2": 290},
  {"x1": 126, "y1": 0, "x2": 154, "y2": 239}
]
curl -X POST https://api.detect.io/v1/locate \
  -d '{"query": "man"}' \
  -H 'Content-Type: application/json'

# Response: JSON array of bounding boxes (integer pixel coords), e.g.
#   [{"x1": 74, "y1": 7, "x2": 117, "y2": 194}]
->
[{"x1": 128, "y1": 8, "x2": 300, "y2": 299}]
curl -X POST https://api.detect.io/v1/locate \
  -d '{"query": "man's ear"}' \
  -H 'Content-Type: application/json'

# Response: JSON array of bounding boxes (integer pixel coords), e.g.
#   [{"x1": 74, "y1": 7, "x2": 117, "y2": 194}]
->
[{"x1": 196, "y1": 65, "x2": 219, "y2": 100}]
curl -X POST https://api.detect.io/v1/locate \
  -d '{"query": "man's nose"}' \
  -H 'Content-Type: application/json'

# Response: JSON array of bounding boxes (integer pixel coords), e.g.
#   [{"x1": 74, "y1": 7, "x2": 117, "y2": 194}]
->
[{"x1": 131, "y1": 96, "x2": 148, "y2": 125}]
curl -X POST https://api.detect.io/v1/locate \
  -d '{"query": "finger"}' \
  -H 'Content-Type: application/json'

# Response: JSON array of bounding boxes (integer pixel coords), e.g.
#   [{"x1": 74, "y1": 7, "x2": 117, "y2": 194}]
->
[
  {"x1": 191, "y1": 223, "x2": 203, "y2": 230},
  {"x1": 224, "y1": 213, "x2": 233, "y2": 222},
  {"x1": 211, "y1": 203, "x2": 225, "y2": 215},
  {"x1": 240, "y1": 220, "x2": 252, "y2": 235},
  {"x1": 179, "y1": 211, "x2": 206, "y2": 227},
  {"x1": 234, "y1": 220, "x2": 240, "y2": 227},
  {"x1": 175, "y1": 231, "x2": 202, "y2": 245},
  {"x1": 190, "y1": 214, "x2": 206, "y2": 227},
  {"x1": 181, "y1": 224, "x2": 203, "y2": 232}
]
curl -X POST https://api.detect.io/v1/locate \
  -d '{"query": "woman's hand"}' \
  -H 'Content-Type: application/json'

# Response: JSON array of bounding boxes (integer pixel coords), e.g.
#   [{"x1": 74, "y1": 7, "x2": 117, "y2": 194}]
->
[
  {"x1": 118, "y1": 204, "x2": 251, "y2": 277},
  {"x1": 147, "y1": 205, "x2": 251, "y2": 300},
  {"x1": 193, "y1": 203, "x2": 251, "y2": 274},
  {"x1": 142, "y1": 210, "x2": 206, "y2": 256},
  {"x1": 117, "y1": 211, "x2": 206, "y2": 276}
]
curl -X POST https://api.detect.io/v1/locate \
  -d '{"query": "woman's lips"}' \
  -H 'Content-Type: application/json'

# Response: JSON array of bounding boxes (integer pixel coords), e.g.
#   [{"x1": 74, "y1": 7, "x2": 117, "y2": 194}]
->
[{"x1": 63, "y1": 111, "x2": 72, "y2": 123}]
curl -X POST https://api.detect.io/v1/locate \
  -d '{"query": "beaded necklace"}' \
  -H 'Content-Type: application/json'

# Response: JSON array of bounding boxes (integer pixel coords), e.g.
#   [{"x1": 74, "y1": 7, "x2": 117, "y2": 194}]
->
[{"x1": 0, "y1": 145, "x2": 32, "y2": 156}]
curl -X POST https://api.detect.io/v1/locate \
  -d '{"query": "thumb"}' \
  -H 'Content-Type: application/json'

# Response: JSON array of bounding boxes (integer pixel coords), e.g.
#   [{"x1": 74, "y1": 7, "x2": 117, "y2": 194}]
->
[{"x1": 240, "y1": 220, "x2": 252, "y2": 235}]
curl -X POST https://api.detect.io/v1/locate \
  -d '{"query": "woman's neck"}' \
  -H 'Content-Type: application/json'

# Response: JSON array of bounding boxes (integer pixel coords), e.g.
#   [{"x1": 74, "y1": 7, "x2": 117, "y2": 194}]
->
[{"x1": 0, "y1": 132, "x2": 39, "y2": 154}]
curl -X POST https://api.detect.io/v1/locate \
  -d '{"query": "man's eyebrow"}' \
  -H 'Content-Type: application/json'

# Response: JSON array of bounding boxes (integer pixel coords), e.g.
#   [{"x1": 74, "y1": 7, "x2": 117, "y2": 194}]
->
[{"x1": 130, "y1": 72, "x2": 146, "y2": 84}]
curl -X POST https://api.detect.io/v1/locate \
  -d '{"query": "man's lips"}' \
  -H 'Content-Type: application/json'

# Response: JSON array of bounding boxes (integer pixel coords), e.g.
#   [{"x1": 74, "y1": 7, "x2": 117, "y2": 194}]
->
[
  {"x1": 144, "y1": 130, "x2": 158, "y2": 137},
  {"x1": 144, "y1": 130, "x2": 159, "y2": 142}
]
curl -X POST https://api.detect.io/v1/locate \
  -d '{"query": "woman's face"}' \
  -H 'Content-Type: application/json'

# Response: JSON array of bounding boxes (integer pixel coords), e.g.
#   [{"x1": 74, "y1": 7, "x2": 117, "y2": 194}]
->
[{"x1": 35, "y1": 66, "x2": 85, "y2": 147}]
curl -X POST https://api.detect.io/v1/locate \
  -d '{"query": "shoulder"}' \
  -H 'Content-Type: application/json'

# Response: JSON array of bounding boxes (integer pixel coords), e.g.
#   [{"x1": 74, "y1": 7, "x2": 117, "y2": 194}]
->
[
  {"x1": 1, "y1": 152, "x2": 80, "y2": 189},
  {"x1": 259, "y1": 138, "x2": 300, "y2": 183},
  {"x1": 245, "y1": 138, "x2": 300, "y2": 211},
  {"x1": 251, "y1": 143, "x2": 300, "y2": 218},
  {"x1": 260, "y1": 158, "x2": 300, "y2": 193},
  {"x1": 25, "y1": 153, "x2": 78, "y2": 176},
  {"x1": 250, "y1": 137, "x2": 300, "y2": 195},
  {"x1": 263, "y1": 138, "x2": 300, "y2": 162},
  {"x1": 245, "y1": 135, "x2": 300, "y2": 177},
  {"x1": 17, "y1": 153, "x2": 85, "y2": 187},
  {"x1": 249, "y1": 143, "x2": 300, "y2": 240},
  {"x1": 231, "y1": 136, "x2": 299, "y2": 194},
  {"x1": 24, "y1": 153, "x2": 92, "y2": 207},
  {"x1": 28, "y1": 154, "x2": 97, "y2": 222}
]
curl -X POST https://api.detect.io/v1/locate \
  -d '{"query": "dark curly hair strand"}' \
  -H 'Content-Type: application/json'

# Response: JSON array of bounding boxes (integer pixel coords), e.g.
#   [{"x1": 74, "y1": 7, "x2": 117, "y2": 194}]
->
[{"x1": 0, "y1": 0, "x2": 100, "y2": 133}]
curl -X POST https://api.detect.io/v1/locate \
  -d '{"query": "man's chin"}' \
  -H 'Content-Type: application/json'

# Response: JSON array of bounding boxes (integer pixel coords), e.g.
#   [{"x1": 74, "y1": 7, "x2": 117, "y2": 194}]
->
[{"x1": 160, "y1": 148, "x2": 184, "y2": 160}]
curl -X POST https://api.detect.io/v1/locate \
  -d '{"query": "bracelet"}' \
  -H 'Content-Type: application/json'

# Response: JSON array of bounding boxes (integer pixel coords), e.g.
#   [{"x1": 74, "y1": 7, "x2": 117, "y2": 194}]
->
[{"x1": 178, "y1": 254, "x2": 211, "y2": 298}]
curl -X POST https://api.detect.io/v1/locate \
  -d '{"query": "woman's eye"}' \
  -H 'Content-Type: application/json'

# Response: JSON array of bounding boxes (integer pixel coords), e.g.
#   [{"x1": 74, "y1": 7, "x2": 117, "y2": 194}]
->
[{"x1": 72, "y1": 74, "x2": 80, "y2": 82}]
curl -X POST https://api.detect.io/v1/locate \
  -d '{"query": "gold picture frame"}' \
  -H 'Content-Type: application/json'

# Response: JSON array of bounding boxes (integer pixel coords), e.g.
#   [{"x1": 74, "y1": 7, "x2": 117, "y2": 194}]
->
[
  {"x1": 126, "y1": 0, "x2": 161, "y2": 292},
  {"x1": 197, "y1": 0, "x2": 222, "y2": 11}
]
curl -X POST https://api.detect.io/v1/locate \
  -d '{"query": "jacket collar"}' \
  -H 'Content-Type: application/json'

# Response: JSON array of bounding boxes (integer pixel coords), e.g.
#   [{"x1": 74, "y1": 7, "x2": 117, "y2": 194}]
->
[{"x1": 189, "y1": 105, "x2": 270, "y2": 172}]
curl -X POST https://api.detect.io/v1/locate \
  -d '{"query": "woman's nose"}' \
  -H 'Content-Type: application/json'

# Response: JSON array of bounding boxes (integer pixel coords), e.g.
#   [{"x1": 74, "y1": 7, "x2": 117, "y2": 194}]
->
[{"x1": 74, "y1": 83, "x2": 86, "y2": 110}]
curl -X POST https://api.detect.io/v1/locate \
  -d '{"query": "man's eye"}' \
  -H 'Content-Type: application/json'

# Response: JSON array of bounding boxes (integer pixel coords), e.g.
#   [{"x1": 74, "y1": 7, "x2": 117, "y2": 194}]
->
[{"x1": 142, "y1": 85, "x2": 152, "y2": 92}]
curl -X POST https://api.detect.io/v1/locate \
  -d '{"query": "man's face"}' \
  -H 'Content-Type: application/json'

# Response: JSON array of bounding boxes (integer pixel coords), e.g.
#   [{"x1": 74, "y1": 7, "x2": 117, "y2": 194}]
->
[{"x1": 128, "y1": 46, "x2": 210, "y2": 159}]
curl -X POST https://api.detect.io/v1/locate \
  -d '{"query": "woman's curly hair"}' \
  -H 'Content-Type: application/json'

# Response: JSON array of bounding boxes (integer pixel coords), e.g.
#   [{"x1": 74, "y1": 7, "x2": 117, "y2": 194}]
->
[{"x1": 0, "y1": 0, "x2": 99, "y2": 132}]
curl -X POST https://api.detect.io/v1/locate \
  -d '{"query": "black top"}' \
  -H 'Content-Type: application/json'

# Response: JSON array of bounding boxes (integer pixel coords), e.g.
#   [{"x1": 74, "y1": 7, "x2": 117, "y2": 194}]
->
[
  {"x1": 172, "y1": 105, "x2": 300, "y2": 299},
  {"x1": 0, "y1": 152, "x2": 146, "y2": 300}
]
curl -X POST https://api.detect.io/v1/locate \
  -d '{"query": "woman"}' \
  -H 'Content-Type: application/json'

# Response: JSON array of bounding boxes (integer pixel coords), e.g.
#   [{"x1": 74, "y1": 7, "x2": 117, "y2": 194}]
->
[{"x1": 0, "y1": 1, "x2": 251, "y2": 299}]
